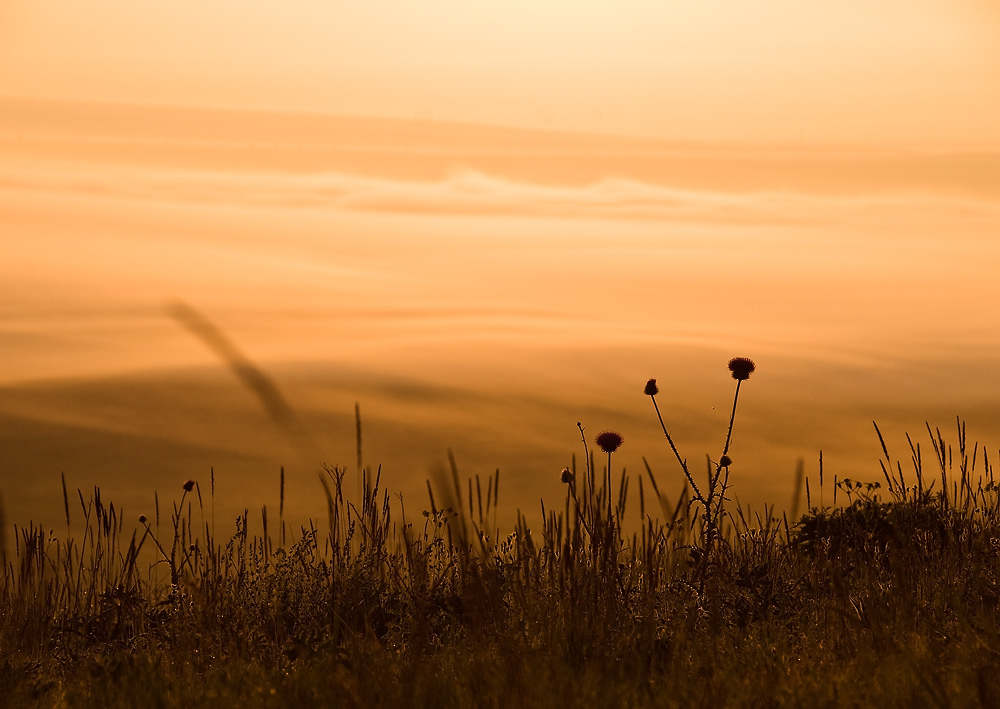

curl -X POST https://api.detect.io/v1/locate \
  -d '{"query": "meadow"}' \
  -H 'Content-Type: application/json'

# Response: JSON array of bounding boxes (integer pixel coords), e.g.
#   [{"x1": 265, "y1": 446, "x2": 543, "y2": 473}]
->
[
  {"x1": 3, "y1": 358, "x2": 1000, "y2": 708},
  {"x1": 3, "y1": 10, "x2": 999, "y2": 705}
]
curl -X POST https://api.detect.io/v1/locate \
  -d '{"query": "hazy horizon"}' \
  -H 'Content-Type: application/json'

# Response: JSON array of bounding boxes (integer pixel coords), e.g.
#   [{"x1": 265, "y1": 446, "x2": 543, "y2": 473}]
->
[{"x1": 2, "y1": 92, "x2": 999, "y2": 533}]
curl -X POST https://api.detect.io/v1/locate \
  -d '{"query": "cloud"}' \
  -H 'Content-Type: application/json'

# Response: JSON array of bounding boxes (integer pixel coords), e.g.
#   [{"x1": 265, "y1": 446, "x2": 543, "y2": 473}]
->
[{"x1": 3, "y1": 161, "x2": 996, "y2": 226}]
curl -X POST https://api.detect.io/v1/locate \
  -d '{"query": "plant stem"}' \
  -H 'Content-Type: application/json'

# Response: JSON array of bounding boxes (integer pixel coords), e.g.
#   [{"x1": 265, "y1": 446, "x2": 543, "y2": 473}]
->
[
  {"x1": 722, "y1": 379, "x2": 743, "y2": 457},
  {"x1": 650, "y1": 395, "x2": 702, "y2": 502}
]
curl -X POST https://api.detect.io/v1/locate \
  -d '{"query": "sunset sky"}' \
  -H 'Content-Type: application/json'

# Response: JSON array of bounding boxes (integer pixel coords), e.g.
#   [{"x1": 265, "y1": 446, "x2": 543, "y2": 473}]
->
[
  {"x1": 2, "y1": 0, "x2": 998, "y2": 146},
  {"x1": 1, "y1": 2, "x2": 999, "y2": 531}
]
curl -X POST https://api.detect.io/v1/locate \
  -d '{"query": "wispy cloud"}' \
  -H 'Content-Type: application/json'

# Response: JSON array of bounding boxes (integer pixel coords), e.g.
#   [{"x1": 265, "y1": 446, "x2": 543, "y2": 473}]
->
[{"x1": 2, "y1": 163, "x2": 996, "y2": 225}]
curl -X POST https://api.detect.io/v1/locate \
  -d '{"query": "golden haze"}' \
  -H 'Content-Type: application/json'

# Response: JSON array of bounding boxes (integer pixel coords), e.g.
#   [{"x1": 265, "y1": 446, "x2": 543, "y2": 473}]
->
[
  {"x1": 0, "y1": 2, "x2": 998, "y2": 531},
  {"x1": 0, "y1": 1, "x2": 998, "y2": 145}
]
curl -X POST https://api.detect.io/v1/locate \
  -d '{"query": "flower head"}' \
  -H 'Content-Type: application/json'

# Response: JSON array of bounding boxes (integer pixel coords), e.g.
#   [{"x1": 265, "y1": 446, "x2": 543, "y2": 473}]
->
[
  {"x1": 138, "y1": 514, "x2": 147, "y2": 524},
  {"x1": 727, "y1": 357, "x2": 756, "y2": 381},
  {"x1": 561, "y1": 467, "x2": 574, "y2": 484},
  {"x1": 644, "y1": 378, "x2": 659, "y2": 396},
  {"x1": 182, "y1": 479, "x2": 195, "y2": 492},
  {"x1": 719, "y1": 455, "x2": 733, "y2": 467},
  {"x1": 595, "y1": 430, "x2": 624, "y2": 454}
]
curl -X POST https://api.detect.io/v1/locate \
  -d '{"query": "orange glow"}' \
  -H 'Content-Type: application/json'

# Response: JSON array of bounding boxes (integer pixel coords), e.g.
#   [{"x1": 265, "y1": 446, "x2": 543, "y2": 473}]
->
[
  {"x1": 1, "y1": 1, "x2": 997, "y2": 145},
  {"x1": 0, "y1": 3, "x2": 998, "y2": 530}
]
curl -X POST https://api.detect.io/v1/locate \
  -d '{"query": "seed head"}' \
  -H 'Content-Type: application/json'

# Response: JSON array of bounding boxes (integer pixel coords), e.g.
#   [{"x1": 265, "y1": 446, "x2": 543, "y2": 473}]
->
[
  {"x1": 719, "y1": 455, "x2": 733, "y2": 467},
  {"x1": 561, "y1": 467, "x2": 574, "y2": 484},
  {"x1": 727, "y1": 357, "x2": 756, "y2": 381},
  {"x1": 138, "y1": 514, "x2": 147, "y2": 524},
  {"x1": 595, "y1": 430, "x2": 624, "y2": 454},
  {"x1": 182, "y1": 479, "x2": 195, "y2": 492},
  {"x1": 644, "y1": 378, "x2": 659, "y2": 396}
]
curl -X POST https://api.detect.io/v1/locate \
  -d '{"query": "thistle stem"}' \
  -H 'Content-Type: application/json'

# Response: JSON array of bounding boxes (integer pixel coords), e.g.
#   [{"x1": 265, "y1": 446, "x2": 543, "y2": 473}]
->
[
  {"x1": 722, "y1": 379, "x2": 743, "y2": 457},
  {"x1": 607, "y1": 451, "x2": 613, "y2": 522},
  {"x1": 577, "y1": 422, "x2": 593, "y2": 498},
  {"x1": 650, "y1": 394, "x2": 702, "y2": 502}
]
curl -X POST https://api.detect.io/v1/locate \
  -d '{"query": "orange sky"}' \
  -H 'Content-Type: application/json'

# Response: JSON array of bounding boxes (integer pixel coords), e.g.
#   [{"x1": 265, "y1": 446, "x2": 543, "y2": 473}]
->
[
  {"x1": 1, "y1": 3, "x2": 999, "y2": 530},
  {"x1": 1, "y1": 0, "x2": 998, "y2": 146}
]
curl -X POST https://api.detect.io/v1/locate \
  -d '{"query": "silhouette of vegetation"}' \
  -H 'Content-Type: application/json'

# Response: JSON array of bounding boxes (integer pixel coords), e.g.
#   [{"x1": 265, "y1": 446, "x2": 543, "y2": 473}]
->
[{"x1": 2, "y1": 359, "x2": 1000, "y2": 707}]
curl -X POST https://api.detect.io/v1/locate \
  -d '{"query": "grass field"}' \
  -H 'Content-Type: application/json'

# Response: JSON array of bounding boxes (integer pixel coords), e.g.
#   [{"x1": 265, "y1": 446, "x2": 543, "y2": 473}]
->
[{"x1": 3, "y1": 360, "x2": 1000, "y2": 708}]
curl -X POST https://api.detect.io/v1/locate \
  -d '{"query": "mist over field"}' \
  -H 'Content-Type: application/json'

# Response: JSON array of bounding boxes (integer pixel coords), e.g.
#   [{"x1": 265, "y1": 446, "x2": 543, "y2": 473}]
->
[{"x1": 2, "y1": 97, "x2": 1000, "y2": 532}]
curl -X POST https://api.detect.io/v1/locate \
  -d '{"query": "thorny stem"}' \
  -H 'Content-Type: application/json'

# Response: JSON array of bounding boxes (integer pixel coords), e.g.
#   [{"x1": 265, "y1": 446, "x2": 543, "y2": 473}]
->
[
  {"x1": 566, "y1": 476, "x2": 594, "y2": 538},
  {"x1": 649, "y1": 395, "x2": 703, "y2": 503},
  {"x1": 607, "y1": 451, "x2": 614, "y2": 522},
  {"x1": 649, "y1": 374, "x2": 748, "y2": 560},
  {"x1": 722, "y1": 379, "x2": 743, "y2": 458},
  {"x1": 706, "y1": 378, "x2": 745, "y2": 549},
  {"x1": 577, "y1": 422, "x2": 593, "y2": 497},
  {"x1": 649, "y1": 392, "x2": 718, "y2": 561}
]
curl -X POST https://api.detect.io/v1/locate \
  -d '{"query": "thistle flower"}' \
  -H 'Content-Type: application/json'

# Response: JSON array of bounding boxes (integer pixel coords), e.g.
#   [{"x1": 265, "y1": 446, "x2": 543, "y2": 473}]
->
[
  {"x1": 719, "y1": 455, "x2": 732, "y2": 467},
  {"x1": 182, "y1": 479, "x2": 195, "y2": 492},
  {"x1": 727, "y1": 357, "x2": 756, "y2": 381},
  {"x1": 644, "y1": 378, "x2": 659, "y2": 396},
  {"x1": 595, "y1": 431, "x2": 624, "y2": 454},
  {"x1": 561, "y1": 467, "x2": 574, "y2": 484}
]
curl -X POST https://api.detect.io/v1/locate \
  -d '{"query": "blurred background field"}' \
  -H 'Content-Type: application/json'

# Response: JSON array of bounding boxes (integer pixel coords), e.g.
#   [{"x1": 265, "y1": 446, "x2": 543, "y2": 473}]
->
[{"x1": 2, "y1": 97, "x2": 1000, "y2": 533}]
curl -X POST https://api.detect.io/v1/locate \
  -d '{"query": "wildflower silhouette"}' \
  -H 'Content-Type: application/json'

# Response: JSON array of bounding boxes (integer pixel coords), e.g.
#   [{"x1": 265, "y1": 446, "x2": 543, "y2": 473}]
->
[
  {"x1": 595, "y1": 431, "x2": 624, "y2": 454},
  {"x1": 722, "y1": 358, "x2": 754, "y2": 457},
  {"x1": 727, "y1": 357, "x2": 755, "y2": 381},
  {"x1": 646, "y1": 357, "x2": 756, "y2": 560},
  {"x1": 596, "y1": 431, "x2": 624, "y2": 520}
]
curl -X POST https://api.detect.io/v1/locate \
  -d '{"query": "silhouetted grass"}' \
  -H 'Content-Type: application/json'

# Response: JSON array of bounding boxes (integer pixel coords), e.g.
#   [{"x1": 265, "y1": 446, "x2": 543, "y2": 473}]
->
[{"x1": 3, "y1": 367, "x2": 1000, "y2": 706}]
